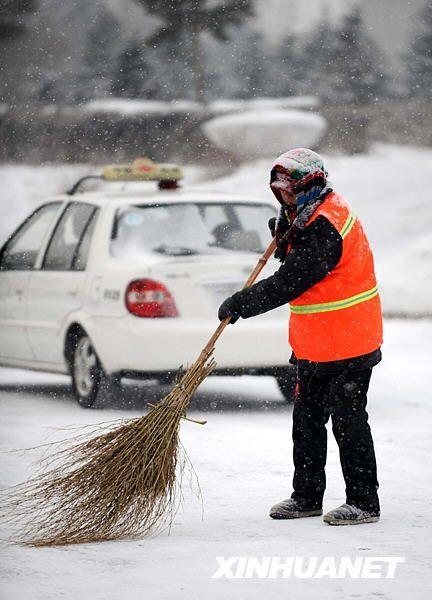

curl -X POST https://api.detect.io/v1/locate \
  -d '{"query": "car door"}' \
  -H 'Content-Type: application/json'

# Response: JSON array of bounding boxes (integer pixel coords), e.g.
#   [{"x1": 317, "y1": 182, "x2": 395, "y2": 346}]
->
[
  {"x1": 0, "y1": 203, "x2": 62, "y2": 361},
  {"x1": 26, "y1": 202, "x2": 99, "y2": 364}
]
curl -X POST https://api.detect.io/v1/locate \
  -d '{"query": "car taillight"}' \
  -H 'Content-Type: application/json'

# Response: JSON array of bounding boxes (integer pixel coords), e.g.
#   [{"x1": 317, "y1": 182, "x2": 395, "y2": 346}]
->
[{"x1": 125, "y1": 279, "x2": 179, "y2": 318}]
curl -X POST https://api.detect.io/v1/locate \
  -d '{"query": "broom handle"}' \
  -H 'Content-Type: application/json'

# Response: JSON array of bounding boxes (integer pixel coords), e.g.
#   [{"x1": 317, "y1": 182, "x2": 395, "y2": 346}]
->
[{"x1": 200, "y1": 237, "x2": 277, "y2": 356}]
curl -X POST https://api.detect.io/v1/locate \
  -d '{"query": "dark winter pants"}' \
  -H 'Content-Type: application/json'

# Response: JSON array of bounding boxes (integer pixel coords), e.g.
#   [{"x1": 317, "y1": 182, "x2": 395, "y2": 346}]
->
[{"x1": 291, "y1": 367, "x2": 380, "y2": 513}]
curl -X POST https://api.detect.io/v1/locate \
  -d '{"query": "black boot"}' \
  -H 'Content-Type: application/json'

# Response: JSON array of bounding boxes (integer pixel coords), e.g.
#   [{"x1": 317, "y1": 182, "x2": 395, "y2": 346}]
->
[
  {"x1": 269, "y1": 497, "x2": 323, "y2": 520},
  {"x1": 323, "y1": 503, "x2": 380, "y2": 526}
]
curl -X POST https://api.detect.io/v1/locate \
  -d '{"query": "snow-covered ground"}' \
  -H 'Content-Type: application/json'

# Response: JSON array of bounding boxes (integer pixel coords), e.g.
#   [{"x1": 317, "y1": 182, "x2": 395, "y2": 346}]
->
[
  {"x1": 1, "y1": 143, "x2": 431, "y2": 314},
  {"x1": 1, "y1": 319, "x2": 432, "y2": 599}
]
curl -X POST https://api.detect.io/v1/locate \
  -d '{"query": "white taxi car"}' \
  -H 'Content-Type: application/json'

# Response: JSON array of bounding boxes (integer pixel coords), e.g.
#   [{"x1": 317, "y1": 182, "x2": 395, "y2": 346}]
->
[{"x1": 0, "y1": 159, "x2": 295, "y2": 407}]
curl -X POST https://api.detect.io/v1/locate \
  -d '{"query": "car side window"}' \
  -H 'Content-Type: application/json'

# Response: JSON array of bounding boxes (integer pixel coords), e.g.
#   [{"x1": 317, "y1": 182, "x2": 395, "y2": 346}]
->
[
  {"x1": 43, "y1": 202, "x2": 96, "y2": 271},
  {"x1": 71, "y1": 208, "x2": 99, "y2": 271},
  {"x1": 0, "y1": 203, "x2": 61, "y2": 271}
]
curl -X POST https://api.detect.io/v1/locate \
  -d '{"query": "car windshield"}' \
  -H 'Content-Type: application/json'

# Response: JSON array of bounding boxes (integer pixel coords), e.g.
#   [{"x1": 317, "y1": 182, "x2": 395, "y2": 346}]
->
[{"x1": 111, "y1": 202, "x2": 276, "y2": 258}]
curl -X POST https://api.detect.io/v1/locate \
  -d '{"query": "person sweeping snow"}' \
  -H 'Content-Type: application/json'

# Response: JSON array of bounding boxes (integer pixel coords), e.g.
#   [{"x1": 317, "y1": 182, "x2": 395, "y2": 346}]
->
[
  {"x1": 218, "y1": 148, "x2": 383, "y2": 526},
  {"x1": 2, "y1": 150, "x2": 381, "y2": 545}
]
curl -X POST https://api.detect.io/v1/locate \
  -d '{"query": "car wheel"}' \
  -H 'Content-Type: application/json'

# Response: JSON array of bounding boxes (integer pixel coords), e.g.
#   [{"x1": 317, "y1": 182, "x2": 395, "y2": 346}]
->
[
  {"x1": 276, "y1": 367, "x2": 297, "y2": 403},
  {"x1": 71, "y1": 334, "x2": 121, "y2": 408}
]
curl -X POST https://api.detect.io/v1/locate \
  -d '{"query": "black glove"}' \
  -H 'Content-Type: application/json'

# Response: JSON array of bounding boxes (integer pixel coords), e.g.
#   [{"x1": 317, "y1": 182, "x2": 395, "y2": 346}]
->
[
  {"x1": 269, "y1": 210, "x2": 291, "y2": 262},
  {"x1": 268, "y1": 217, "x2": 277, "y2": 237},
  {"x1": 218, "y1": 296, "x2": 240, "y2": 324},
  {"x1": 274, "y1": 241, "x2": 287, "y2": 263}
]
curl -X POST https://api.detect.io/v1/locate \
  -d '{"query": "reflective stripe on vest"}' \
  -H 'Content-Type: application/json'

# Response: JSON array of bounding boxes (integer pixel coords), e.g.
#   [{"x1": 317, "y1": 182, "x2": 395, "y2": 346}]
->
[
  {"x1": 340, "y1": 212, "x2": 356, "y2": 239},
  {"x1": 290, "y1": 285, "x2": 379, "y2": 314}
]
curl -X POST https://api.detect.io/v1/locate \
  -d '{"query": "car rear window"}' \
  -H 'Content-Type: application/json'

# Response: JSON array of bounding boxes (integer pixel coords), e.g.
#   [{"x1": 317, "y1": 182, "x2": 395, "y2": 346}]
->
[{"x1": 110, "y1": 202, "x2": 276, "y2": 258}]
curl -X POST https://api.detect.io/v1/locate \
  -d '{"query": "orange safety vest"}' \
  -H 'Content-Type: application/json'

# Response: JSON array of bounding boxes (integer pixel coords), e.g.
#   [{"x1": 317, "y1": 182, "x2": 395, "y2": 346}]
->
[{"x1": 289, "y1": 191, "x2": 383, "y2": 362}]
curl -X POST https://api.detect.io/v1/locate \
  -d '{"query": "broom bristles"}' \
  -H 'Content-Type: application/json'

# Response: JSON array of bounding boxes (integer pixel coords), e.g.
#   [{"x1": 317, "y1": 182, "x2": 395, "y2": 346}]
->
[{"x1": 1, "y1": 348, "x2": 217, "y2": 547}]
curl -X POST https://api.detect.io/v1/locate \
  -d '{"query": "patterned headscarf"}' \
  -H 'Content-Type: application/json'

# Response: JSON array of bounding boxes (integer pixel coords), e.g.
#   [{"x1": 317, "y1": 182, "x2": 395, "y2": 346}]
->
[{"x1": 270, "y1": 148, "x2": 329, "y2": 212}]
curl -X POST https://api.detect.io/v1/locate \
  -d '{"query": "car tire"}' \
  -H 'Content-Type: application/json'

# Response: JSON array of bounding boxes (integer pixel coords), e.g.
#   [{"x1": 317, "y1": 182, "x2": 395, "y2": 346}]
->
[
  {"x1": 276, "y1": 367, "x2": 297, "y2": 403},
  {"x1": 71, "y1": 334, "x2": 121, "y2": 408}
]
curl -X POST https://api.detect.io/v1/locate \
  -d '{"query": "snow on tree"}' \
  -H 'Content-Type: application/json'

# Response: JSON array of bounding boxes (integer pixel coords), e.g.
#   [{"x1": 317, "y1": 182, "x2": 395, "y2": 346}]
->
[
  {"x1": 134, "y1": 0, "x2": 254, "y2": 102},
  {"x1": 204, "y1": 24, "x2": 269, "y2": 100},
  {"x1": 81, "y1": 10, "x2": 122, "y2": 99},
  {"x1": 227, "y1": 27, "x2": 268, "y2": 99},
  {"x1": 333, "y1": 8, "x2": 387, "y2": 105},
  {"x1": 112, "y1": 35, "x2": 194, "y2": 100},
  {"x1": 406, "y1": 2, "x2": 432, "y2": 98},
  {"x1": 297, "y1": 18, "x2": 340, "y2": 103},
  {"x1": 111, "y1": 40, "x2": 151, "y2": 99},
  {"x1": 267, "y1": 32, "x2": 303, "y2": 98},
  {"x1": 300, "y1": 8, "x2": 387, "y2": 105}
]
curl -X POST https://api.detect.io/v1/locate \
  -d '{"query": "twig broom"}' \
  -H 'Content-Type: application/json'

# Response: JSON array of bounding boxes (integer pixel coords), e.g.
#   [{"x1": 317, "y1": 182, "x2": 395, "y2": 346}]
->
[{"x1": 1, "y1": 238, "x2": 277, "y2": 547}]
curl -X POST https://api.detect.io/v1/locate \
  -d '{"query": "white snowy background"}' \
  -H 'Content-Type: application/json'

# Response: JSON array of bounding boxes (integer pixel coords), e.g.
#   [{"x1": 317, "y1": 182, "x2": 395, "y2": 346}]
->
[{"x1": 1, "y1": 147, "x2": 432, "y2": 599}]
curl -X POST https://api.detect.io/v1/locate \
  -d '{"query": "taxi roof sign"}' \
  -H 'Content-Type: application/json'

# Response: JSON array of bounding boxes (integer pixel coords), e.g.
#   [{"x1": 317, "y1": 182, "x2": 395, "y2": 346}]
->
[
  {"x1": 102, "y1": 158, "x2": 183, "y2": 182},
  {"x1": 67, "y1": 157, "x2": 184, "y2": 195}
]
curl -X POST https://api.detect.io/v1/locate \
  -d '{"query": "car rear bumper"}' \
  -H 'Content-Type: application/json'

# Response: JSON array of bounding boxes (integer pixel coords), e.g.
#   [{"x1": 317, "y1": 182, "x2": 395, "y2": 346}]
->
[{"x1": 91, "y1": 313, "x2": 292, "y2": 374}]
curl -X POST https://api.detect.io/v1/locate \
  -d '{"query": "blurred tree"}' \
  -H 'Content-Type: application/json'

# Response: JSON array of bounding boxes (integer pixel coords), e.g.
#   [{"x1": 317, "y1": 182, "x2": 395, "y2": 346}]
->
[
  {"x1": 111, "y1": 36, "x2": 193, "y2": 100},
  {"x1": 112, "y1": 40, "x2": 151, "y2": 98},
  {"x1": 301, "y1": 9, "x2": 387, "y2": 105},
  {"x1": 135, "y1": 0, "x2": 254, "y2": 102},
  {"x1": 82, "y1": 11, "x2": 121, "y2": 98},
  {"x1": 233, "y1": 28, "x2": 268, "y2": 98},
  {"x1": 406, "y1": 2, "x2": 432, "y2": 98},
  {"x1": 335, "y1": 8, "x2": 387, "y2": 105},
  {"x1": 205, "y1": 25, "x2": 268, "y2": 99},
  {"x1": 38, "y1": 73, "x2": 58, "y2": 103},
  {"x1": 0, "y1": 0, "x2": 37, "y2": 40},
  {"x1": 299, "y1": 18, "x2": 340, "y2": 101},
  {"x1": 268, "y1": 32, "x2": 302, "y2": 97}
]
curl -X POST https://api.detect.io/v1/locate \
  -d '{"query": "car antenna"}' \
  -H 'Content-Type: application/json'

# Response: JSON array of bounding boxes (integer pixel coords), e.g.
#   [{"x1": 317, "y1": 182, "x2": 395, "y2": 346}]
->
[{"x1": 67, "y1": 175, "x2": 104, "y2": 196}]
